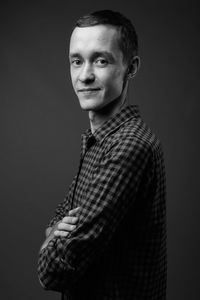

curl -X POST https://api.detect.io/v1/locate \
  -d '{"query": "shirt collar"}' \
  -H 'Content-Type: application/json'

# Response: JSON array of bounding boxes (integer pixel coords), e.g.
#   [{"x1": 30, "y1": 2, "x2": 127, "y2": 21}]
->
[{"x1": 81, "y1": 105, "x2": 140, "y2": 155}]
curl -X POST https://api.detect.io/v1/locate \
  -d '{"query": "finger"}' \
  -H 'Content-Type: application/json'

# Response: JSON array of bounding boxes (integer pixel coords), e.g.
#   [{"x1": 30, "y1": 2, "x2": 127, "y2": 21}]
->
[
  {"x1": 54, "y1": 230, "x2": 69, "y2": 237},
  {"x1": 57, "y1": 222, "x2": 76, "y2": 231},
  {"x1": 45, "y1": 227, "x2": 52, "y2": 237},
  {"x1": 68, "y1": 207, "x2": 81, "y2": 216},
  {"x1": 62, "y1": 216, "x2": 79, "y2": 224}
]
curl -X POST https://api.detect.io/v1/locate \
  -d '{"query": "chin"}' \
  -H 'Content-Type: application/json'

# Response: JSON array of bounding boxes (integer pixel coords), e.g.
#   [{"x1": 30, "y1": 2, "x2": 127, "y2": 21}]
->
[{"x1": 78, "y1": 98, "x2": 103, "y2": 111}]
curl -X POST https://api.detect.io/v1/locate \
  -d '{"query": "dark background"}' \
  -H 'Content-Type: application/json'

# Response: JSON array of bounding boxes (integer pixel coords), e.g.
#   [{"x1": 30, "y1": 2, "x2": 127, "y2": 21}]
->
[{"x1": 1, "y1": 1, "x2": 199, "y2": 299}]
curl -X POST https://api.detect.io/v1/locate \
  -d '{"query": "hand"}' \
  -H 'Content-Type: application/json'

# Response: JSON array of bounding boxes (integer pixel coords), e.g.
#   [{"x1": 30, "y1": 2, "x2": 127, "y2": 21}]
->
[
  {"x1": 54, "y1": 207, "x2": 80, "y2": 237},
  {"x1": 40, "y1": 207, "x2": 80, "y2": 251}
]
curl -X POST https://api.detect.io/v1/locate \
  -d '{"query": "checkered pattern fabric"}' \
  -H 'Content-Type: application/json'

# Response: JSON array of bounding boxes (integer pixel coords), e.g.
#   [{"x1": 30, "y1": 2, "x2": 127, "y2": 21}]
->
[{"x1": 38, "y1": 105, "x2": 167, "y2": 300}]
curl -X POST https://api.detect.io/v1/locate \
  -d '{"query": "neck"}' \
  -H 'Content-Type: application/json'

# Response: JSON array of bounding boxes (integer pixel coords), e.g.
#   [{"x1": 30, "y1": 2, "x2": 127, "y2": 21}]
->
[{"x1": 89, "y1": 82, "x2": 128, "y2": 134}]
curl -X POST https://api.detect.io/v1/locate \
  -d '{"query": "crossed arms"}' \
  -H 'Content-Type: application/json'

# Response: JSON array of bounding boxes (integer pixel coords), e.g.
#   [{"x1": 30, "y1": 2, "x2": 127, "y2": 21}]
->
[{"x1": 38, "y1": 137, "x2": 154, "y2": 291}]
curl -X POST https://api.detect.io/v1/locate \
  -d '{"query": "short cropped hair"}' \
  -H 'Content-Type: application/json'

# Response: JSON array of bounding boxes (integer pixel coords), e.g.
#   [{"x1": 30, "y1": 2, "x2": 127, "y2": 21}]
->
[{"x1": 74, "y1": 10, "x2": 138, "y2": 66}]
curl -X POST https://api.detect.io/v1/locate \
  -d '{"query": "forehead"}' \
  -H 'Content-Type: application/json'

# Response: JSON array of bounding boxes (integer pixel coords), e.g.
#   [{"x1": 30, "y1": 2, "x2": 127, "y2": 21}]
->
[{"x1": 69, "y1": 25, "x2": 121, "y2": 56}]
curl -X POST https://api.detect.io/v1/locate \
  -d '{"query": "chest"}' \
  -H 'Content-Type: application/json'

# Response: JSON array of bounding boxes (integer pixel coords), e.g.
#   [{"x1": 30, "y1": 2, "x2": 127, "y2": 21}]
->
[{"x1": 72, "y1": 142, "x2": 104, "y2": 208}]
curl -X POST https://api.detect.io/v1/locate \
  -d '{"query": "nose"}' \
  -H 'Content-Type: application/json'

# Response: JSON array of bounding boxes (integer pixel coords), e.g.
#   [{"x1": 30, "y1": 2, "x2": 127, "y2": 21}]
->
[{"x1": 79, "y1": 62, "x2": 95, "y2": 83}]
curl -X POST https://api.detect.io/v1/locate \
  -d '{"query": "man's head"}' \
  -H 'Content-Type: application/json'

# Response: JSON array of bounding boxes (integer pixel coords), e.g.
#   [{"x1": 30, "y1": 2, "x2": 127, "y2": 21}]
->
[
  {"x1": 69, "y1": 10, "x2": 140, "y2": 112},
  {"x1": 75, "y1": 10, "x2": 138, "y2": 67}
]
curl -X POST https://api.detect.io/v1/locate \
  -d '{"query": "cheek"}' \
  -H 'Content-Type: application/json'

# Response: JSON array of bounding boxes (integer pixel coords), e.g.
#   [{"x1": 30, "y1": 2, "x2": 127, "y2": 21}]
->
[
  {"x1": 103, "y1": 69, "x2": 125, "y2": 94},
  {"x1": 70, "y1": 70, "x2": 78, "y2": 89}
]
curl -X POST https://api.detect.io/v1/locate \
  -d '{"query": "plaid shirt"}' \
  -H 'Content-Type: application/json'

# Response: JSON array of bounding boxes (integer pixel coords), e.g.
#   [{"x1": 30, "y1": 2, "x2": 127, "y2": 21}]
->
[{"x1": 38, "y1": 105, "x2": 167, "y2": 300}]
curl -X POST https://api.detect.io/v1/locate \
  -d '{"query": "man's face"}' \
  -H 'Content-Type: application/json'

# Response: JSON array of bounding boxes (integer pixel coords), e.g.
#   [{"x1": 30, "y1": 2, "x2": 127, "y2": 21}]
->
[{"x1": 69, "y1": 25, "x2": 127, "y2": 111}]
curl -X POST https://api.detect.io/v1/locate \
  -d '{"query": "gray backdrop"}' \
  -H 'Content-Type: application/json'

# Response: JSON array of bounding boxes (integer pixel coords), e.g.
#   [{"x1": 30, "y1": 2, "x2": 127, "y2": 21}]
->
[{"x1": 1, "y1": 1, "x2": 199, "y2": 299}]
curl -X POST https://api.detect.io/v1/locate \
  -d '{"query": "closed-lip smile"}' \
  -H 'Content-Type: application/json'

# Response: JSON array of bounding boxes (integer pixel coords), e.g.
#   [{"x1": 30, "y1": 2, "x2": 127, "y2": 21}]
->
[{"x1": 78, "y1": 88, "x2": 101, "y2": 92}]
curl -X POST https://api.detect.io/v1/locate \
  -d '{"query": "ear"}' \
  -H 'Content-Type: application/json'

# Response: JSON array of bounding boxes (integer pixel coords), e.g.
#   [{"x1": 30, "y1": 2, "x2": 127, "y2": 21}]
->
[{"x1": 127, "y1": 56, "x2": 141, "y2": 79}]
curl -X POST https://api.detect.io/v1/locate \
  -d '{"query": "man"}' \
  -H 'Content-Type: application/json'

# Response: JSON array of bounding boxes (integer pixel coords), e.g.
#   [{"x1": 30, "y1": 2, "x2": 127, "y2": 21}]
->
[{"x1": 38, "y1": 10, "x2": 167, "y2": 300}]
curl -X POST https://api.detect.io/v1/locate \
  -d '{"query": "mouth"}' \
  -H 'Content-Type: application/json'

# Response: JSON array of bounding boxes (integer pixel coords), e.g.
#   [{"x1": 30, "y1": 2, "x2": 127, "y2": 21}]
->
[{"x1": 78, "y1": 88, "x2": 101, "y2": 93}]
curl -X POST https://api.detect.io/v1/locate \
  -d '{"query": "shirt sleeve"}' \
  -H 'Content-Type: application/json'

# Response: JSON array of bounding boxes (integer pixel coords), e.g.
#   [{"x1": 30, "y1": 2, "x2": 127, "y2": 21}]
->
[
  {"x1": 47, "y1": 197, "x2": 69, "y2": 228},
  {"x1": 47, "y1": 175, "x2": 78, "y2": 228},
  {"x1": 38, "y1": 137, "x2": 155, "y2": 291}
]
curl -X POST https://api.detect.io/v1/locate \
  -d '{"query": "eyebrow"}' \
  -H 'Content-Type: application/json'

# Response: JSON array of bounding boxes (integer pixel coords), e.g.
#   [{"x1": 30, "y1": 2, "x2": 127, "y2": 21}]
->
[{"x1": 69, "y1": 51, "x2": 115, "y2": 62}]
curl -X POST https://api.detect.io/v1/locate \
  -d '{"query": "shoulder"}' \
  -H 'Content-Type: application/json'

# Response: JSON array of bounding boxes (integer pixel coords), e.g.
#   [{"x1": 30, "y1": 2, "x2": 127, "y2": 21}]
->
[{"x1": 104, "y1": 116, "x2": 163, "y2": 160}]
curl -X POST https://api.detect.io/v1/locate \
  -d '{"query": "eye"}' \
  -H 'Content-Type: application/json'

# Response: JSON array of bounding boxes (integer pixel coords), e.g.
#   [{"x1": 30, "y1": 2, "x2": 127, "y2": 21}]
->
[
  {"x1": 95, "y1": 58, "x2": 108, "y2": 66},
  {"x1": 71, "y1": 59, "x2": 82, "y2": 67}
]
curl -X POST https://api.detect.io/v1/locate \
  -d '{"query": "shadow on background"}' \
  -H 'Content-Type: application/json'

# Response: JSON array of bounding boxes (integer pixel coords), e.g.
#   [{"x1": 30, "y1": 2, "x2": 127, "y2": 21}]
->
[{"x1": 1, "y1": 1, "x2": 199, "y2": 299}]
